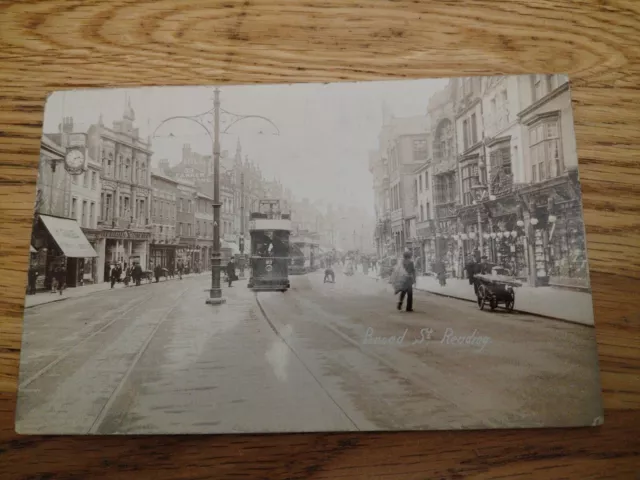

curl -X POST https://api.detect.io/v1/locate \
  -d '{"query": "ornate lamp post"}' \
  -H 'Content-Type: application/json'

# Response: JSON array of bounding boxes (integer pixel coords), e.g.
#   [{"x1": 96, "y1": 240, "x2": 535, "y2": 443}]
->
[{"x1": 152, "y1": 88, "x2": 279, "y2": 306}]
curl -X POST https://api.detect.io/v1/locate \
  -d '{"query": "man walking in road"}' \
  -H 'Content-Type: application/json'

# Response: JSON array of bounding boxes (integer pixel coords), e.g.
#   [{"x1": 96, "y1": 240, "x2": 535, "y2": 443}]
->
[
  {"x1": 132, "y1": 262, "x2": 143, "y2": 286},
  {"x1": 110, "y1": 263, "x2": 119, "y2": 289},
  {"x1": 396, "y1": 251, "x2": 416, "y2": 312},
  {"x1": 177, "y1": 260, "x2": 184, "y2": 280},
  {"x1": 226, "y1": 258, "x2": 236, "y2": 287}
]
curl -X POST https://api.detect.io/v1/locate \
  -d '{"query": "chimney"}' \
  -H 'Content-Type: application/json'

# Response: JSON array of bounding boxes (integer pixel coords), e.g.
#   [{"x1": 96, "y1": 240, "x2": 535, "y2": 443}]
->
[
  {"x1": 59, "y1": 116, "x2": 74, "y2": 134},
  {"x1": 182, "y1": 144, "x2": 191, "y2": 164}
]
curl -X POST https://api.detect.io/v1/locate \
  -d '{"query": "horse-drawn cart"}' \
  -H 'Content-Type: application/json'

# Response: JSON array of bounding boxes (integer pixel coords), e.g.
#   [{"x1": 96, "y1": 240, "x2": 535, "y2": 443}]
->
[{"x1": 474, "y1": 273, "x2": 522, "y2": 312}]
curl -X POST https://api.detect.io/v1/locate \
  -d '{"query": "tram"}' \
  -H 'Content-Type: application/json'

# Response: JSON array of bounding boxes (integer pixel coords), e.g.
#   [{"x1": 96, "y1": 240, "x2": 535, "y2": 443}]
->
[
  {"x1": 289, "y1": 235, "x2": 319, "y2": 274},
  {"x1": 247, "y1": 199, "x2": 291, "y2": 292}
]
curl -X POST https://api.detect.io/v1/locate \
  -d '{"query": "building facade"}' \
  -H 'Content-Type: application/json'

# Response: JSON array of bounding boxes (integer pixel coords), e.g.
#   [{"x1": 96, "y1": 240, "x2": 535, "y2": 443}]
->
[
  {"x1": 86, "y1": 102, "x2": 153, "y2": 280},
  {"x1": 31, "y1": 129, "x2": 98, "y2": 290},
  {"x1": 150, "y1": 171, "x2": 179, "y2": 271},
  {"x1": 176, "y1": 180, "x2": 197, "y2": 271},
  {"x1": 69, "y1": 151, "x2": 102, "y2": 285},
  {"x1": 195, "y1": 191, "x2": 214, "y2": 271},
  {"x1": 370, "y1": 74, "x2": 586, "y2": 289},
  {"x1": 428, "y1": 80, "x2": 460, "y2": 275},
  {"x1": 413, "y1": 160, "x2": 435, "y2": 272}
]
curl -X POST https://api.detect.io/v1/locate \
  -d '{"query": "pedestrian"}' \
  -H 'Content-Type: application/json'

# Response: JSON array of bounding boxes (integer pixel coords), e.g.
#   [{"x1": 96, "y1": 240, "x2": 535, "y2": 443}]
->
[
  {"x1": 436, "y1": 258, "x2": 447, "y2": 286},
  {"x1": 465, "y1": 255, "x2": 480, "y2": 295},
  {"x1": 110, "y1": 263, "x2": 120, "y2": 289},
  {"x1": 27, "y1": 265, "x2": 38, "y2": 295},
  {"x1": 154, "y1": 263, "x2": 162, "y2": 283},
  {"x1": 393, "y1": 251, "x2": 415, "y2": 312},
  {"x1": 55, "y1": 263, "x2": 66, "y2": 295},
  {"x1": 133, "y1": 262, "x2": 143, "y2": 286},
  {"x1": 226, "y1": 258, "x2": 236, "y2": 287},
  {"x1": 465, "y1": 255, "x2": 476, "y2": 283},
  {"x1": 324, "y1": 266, "x2": 335, "y2": 283},
  {"x1": 479, "y1": 256, "x2": 491, "y2": 275},
  {"x1": 177, "y1": 260, "x2": 184, "y2": 280}
]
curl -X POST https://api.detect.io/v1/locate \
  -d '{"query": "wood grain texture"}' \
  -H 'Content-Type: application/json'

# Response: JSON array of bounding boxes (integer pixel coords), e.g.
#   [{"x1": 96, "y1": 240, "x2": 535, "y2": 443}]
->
[{"x1": 1, "y1": 0, "x2": 639, "y2": 478}]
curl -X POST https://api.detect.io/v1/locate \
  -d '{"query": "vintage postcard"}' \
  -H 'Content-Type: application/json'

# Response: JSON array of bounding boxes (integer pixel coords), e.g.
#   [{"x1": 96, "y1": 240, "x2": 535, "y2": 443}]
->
[{"x1": 17, "y1": 76, "x2": 603, "y2": 434}]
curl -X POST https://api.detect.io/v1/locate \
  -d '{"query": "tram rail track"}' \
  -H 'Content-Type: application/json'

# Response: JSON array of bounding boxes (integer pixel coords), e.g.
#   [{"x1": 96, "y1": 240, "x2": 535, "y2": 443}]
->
[
  {"x1": 19, "y1": 291, "x2": 159, "y2": 390},
  {"x1": 88, "y1": 286, "x2": 191, "y2": 434},
  {"x1": 255, "y1": 286, "x2": 507, "y2": 430}
]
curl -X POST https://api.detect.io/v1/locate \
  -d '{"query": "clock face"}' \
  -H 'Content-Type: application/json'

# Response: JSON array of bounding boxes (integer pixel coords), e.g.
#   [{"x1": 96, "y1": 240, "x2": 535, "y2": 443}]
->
[{"x1": 65, "y1": 149, "x2": 84, "y2": 171}]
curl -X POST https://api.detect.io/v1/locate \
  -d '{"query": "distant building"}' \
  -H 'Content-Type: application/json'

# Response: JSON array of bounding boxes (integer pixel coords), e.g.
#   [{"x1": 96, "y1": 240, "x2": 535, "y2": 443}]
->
[
  {"x1": 175, "y1": 180, "x2": 197, "y2": 270},
  {"x1": 195, "y1": 191, "x2": 213, "y2": 270},
  {"x1": 150, "y1": 171, "x2": 179, "y2": 271},
  {"x1": 383, "y1": 115, "x2": 429, "y2": 255}
]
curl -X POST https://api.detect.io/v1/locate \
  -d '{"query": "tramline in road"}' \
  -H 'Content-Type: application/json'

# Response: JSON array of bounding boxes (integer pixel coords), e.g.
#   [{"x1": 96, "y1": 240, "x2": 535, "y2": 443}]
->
[{"x1": 16, "y1": 270, "x2": 600, "y2": 434}]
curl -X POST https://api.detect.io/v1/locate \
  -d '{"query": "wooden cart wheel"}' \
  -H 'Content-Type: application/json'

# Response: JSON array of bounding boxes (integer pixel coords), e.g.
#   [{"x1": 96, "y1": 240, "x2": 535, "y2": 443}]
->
[
  {"x1": 490, "y1": 296, "x2": 498, "y2": 311},
  {"x1": 505, "y1": 289, "x2": 515, "y2": 312},
  {"x1": 477, "y1": 284, "x2": 486, "y2": 310}
]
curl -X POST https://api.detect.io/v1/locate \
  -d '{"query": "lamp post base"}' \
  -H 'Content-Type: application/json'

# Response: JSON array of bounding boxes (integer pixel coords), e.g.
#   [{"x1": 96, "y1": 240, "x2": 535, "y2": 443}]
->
[
  {"x1": 206, "y1": 288, "x2": 226, "y2": 305},
  {"x1": 206, "y1": 295, "x2": 226, "y2": 305}
]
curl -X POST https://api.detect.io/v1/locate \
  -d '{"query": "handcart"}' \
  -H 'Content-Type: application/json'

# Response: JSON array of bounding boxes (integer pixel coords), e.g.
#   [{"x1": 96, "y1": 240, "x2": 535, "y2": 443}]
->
[{"x1": 474, "y1": 274, "x2": 522, "y2": 312}]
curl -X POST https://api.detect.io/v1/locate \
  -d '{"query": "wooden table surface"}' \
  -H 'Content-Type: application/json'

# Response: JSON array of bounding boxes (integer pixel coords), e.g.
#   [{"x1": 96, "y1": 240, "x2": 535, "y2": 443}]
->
[{"x1": 1, "y1": 1, "x2": 639, "y2": 478}]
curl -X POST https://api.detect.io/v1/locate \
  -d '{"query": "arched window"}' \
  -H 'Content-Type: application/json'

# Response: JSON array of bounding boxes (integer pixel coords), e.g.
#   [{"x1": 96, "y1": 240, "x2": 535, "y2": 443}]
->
[{"x1": 434, "y1": 119, "x2": 454, "y2": 161}]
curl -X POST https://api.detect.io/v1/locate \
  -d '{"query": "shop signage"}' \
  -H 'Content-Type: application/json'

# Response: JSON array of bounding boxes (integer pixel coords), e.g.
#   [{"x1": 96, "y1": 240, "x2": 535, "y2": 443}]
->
[
  {"x1": 176, "y1": 168, "x2": 207, "y2": 183},
  {"x1": 102, "y1": 229, "x2": 151, "y2": 240}
]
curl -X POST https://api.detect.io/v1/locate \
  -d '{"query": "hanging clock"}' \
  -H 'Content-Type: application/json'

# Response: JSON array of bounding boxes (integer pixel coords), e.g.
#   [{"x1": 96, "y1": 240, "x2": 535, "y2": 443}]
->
[{"x1": 64, "y1": 148, "x2": 85, "y2": 175}]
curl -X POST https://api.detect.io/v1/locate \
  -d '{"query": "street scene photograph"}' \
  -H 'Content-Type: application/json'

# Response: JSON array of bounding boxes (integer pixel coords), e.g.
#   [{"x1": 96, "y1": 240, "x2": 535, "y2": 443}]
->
[{"x1": 17, "y1": 76, "x2": 603, "y2": 435}]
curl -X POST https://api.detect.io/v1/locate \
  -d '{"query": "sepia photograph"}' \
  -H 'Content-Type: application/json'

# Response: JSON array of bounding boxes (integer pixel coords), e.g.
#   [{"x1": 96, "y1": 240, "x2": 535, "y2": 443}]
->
[{"x1": 16, "y1": 75, "x2": 603, "y2": 435}]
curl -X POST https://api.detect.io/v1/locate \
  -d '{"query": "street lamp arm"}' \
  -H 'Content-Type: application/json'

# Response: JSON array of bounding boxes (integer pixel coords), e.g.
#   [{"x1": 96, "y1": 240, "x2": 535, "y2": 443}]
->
[
  {"x1": 222, "y1": 115, "x2": 280, "y2": 135},
  {"x1": 152, "y1": 115, "x2": 214, "y2": 144}
]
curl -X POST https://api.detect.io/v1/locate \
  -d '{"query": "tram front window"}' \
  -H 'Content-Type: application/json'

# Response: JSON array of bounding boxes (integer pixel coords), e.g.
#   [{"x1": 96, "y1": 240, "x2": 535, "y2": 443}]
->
[{"x1": 252, "y1": 231, "x2": 289, "y2": 257}]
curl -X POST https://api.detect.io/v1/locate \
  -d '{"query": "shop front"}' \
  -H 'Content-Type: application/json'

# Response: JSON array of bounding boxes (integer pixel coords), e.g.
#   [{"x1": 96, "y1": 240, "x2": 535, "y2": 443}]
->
[
  {"x1": 517, "y1": 170, "x2": 587, "y2": 288},
  {"x1": 452, "y1": 169, "x2": 586, "y2": 288},
  {"x1": 150, "y1": 242, "x2": 178, "y2": 271},
  {"x1": 31, "y1": 214, "x2": 98, "y2": 290},
  {"x1": 434, "y1": 217, "x2": 459, "y2": 277},
  {"x1": 81, "y1": 229, "x2": 102, "y2": 285},
  {"x1": 102, "y1": 228, "x2": 151, "y2": 274},
  {"x1": 416, "y1": 220, "x2": 436, "y2": 274},
  {"x1": 177, "y1": 236, "x2": 197, "y2": 273}
]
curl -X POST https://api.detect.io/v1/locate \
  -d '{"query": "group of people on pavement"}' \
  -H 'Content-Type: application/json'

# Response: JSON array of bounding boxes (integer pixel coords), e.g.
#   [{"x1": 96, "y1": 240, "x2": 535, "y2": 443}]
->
[
  {"x1": 108, "y1": 260, "x2": 188, "y2": 289},
  {"x1": 26, "y1": 262, "x2": 67, "y2": 296}
]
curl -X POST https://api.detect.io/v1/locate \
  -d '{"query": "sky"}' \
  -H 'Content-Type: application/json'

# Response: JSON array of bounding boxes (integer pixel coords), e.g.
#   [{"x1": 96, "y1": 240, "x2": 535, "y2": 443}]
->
[{"x1": 43, "y1": 78, "x2": 447, "y2": 216}]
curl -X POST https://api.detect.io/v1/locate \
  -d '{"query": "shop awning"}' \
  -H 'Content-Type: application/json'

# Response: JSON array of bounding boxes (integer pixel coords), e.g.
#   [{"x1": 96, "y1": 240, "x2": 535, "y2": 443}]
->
[{"x1": 39, "y1": 214, "x2": 97, "y2": 258}]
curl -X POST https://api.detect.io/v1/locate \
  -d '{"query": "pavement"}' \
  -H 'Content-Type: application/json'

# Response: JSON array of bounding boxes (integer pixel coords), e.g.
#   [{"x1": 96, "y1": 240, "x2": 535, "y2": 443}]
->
[
  {"x1": 23, "y1": 272, "x2": 210, "y2": 309},
  {"x1": 16, "y1": 269, "x2": 603, "y2": 434},
  {"x1": 360, "y1": 266, "x2": 595, "y2": 326}
]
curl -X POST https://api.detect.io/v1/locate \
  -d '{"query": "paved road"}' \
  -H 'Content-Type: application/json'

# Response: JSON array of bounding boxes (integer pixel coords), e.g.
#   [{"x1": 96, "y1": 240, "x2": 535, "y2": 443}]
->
[{"x1": 16, "y1": 271, "x2": 603, "y2": 434}]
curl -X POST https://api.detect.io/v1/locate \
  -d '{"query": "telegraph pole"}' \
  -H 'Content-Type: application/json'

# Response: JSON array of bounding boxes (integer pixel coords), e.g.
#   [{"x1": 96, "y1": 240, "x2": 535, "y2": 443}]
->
[{"x1": 207, "y1": 88, "x2": 226, "y2": 305}]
